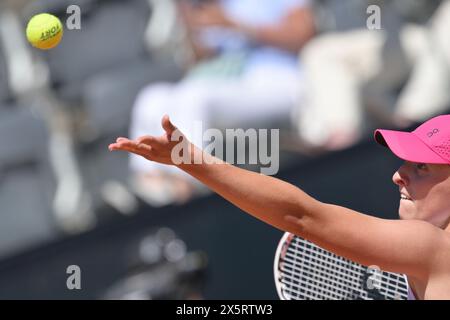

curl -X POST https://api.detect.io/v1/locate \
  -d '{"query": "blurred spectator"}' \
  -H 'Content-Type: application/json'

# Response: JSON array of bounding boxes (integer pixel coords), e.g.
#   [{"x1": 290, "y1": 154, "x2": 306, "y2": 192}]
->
[
  {"x1": 129, "y1": 0, "x2": 315, "y2": 206},
  {"x1": 394, "y1": 0, "x2": 450, "y2": 122},
  {"x1": 294, "y1": 0, "x2": 448, "y2": 151}
]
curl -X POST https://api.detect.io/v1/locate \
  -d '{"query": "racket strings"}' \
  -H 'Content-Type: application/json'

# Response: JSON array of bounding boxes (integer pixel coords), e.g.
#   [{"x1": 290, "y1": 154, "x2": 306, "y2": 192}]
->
[
  {"x1": 276, "y1": 236, "x2": 408, "y2": 300},
  {"x1": 288, "y1": 240, "x2": 405, "y2": 290}
]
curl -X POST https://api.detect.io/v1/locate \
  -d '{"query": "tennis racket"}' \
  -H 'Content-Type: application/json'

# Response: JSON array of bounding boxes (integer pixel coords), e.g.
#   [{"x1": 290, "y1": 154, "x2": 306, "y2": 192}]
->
[{"x1": 274, "y1": 232, "x2": 409, "y2": 300}]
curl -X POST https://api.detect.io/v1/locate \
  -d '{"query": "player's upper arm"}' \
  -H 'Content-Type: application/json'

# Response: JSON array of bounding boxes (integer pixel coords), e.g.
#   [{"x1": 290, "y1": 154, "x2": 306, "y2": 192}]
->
[{"x1": 288, "y1": 202, "x2": 449, "y2": 281}]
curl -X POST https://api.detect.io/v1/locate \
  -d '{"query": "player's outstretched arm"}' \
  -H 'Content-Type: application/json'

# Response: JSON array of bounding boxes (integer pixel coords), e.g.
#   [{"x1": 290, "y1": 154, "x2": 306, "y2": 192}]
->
[
  {"x1": 109, "y1": 116, "x2": 447, "y2": 282},
  {"x1": 109, "y1": 115, "x2": 317, "y2": 232}
]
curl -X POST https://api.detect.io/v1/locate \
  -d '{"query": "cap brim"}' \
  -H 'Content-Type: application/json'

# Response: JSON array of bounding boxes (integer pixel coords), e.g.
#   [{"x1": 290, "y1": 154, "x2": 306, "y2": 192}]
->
[{"x1": 374, "y1": 129, "x2": 447, "y2": 164}]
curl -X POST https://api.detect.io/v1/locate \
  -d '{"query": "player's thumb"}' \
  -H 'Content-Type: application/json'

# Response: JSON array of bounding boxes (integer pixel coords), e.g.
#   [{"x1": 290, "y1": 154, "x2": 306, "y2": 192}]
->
[{"x1": 162, "y1": 115, "x2": 177, "y2": 135}]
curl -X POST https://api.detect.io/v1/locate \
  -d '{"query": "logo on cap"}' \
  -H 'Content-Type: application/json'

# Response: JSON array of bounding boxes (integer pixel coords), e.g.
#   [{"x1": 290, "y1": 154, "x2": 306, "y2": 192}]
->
[{"x1": 427, "y1": 129, "x2": 439, "y2": 138}]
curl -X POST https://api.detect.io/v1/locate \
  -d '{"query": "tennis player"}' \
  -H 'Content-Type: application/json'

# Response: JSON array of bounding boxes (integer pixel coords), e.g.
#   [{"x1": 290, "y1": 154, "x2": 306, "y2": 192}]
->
[{"x1": 109, "y1": 114, "x2": 450, "y2": 300}]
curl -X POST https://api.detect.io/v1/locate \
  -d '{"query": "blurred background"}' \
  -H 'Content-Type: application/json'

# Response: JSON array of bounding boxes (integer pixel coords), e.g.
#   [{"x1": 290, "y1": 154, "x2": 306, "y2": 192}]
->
[{"x1": 0, "y1": 0, "x2": 448, "y2": 299}]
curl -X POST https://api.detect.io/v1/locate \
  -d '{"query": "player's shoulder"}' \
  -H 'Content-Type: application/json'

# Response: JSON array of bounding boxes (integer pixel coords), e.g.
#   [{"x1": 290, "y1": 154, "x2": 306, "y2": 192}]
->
[
  {"x1": 426, "y1": 233, "x2": 450, "y2": 299},
  {"x1": 435, "y1": 230, "x2": 450, "y2": 261},
  {"x1": 396, "y1": 219, "x2": 450, "y2": 256},
  {"x1": 402, "y1": 220, "x2": 450, "y2": 279},
  {"x1": 423, "y1": 225, "x2": 450, "y2": 273},
  {"x1": 418, "y1": 220, "x2": 450, "y2": 244}
]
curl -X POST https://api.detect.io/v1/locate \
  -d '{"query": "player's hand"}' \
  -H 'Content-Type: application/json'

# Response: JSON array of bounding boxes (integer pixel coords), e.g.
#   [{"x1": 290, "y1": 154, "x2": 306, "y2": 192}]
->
[{"x1": 109, "y1": 115, "x2": 192, "y2": 166}]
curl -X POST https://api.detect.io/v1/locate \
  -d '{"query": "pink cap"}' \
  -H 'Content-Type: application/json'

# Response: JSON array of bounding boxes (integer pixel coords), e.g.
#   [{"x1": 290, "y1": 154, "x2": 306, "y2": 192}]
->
[{"x1": 374, "y1": 114, "x2": 450, "y2": 164}]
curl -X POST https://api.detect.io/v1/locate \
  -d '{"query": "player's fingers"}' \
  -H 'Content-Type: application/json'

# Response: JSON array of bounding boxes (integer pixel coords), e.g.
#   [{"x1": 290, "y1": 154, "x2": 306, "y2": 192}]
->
[
  {"x1": 110, "y1": 143, "x2": 148, "y2": 158},
  {"x1": 131, "y1": 143, "x2": 159, "y2": 161},
  {"x1": 109, "y1": 141, "x2": 164, "y2": 164},
  {"x1": 162, "y1": 115, "x2": 177, "y2": 136},
  {"x1": 109, "y1": 142, "x2": 128, "y2": 151},
  {"x1": 136, "y1": 135, "x2": 162, "y2": 149},
  {"x1": 110, "y1": 139, "x2": 152, "y2": 155},
  {"x1": 111, "y1": 137, "x2": 134, "y2": 148},
  {"x1": 109, "y1": 141, "x2": 136, "y2": 153}
]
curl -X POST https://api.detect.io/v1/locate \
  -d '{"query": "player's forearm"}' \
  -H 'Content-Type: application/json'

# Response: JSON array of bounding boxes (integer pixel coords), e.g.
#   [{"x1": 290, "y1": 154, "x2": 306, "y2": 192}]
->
[{"x1": 177, "y1": 145, "x2": 321, "y2": 231}]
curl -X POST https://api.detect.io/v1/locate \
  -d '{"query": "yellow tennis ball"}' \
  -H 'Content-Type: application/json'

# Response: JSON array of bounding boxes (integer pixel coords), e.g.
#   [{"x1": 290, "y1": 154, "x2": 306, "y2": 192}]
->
[{"x1": 26, "y1": 13, "x2": 64, "y2": 50}]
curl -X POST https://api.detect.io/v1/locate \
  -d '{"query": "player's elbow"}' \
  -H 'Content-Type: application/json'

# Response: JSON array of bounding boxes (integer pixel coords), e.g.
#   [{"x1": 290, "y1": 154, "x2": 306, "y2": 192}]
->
[{"x1": 281, "y1": 199, "x2": 324, "y2": 237}]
